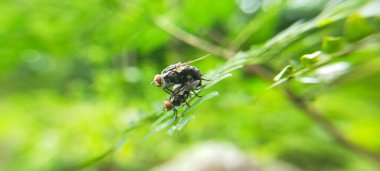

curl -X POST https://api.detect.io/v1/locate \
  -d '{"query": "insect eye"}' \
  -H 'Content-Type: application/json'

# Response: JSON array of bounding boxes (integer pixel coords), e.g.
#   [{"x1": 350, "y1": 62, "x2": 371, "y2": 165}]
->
[
  {"x1": 163, "y1": 100, "x2": 173, "y2": 111},
  {"x1": 153, "y1": 75, "x2": 163, "y2": 87}
]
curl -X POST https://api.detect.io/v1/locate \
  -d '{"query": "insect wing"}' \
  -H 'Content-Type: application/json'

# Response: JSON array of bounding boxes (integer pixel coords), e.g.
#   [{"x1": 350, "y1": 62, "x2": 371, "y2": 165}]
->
[{"x1": 175, "y1": 64, "x2": 188, "y2": 73}]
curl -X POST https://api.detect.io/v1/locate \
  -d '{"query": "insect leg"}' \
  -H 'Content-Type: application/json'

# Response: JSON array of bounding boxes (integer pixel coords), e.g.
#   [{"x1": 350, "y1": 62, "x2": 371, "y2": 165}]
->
[
  {"x1": 196, "y1": 84, "x2": 206, "y2": 90},
  {"x1": 173, "y1": 108, "x2": 178, "y2": 120},
  {"x1": 163, "y1": 87, "x2": 173, "y2": 94},
  {"x1": 185, "y1": 101, "x2": 191, "y2": 107},
  {"x1": 191, "y1": 90, "x2": 202, "y2": 97}
]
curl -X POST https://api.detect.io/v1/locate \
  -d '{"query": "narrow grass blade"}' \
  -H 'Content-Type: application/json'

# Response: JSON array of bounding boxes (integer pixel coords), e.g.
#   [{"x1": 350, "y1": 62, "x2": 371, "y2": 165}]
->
[{"x1": 182, "y1": 91, "x2": 219, "y2": 116}]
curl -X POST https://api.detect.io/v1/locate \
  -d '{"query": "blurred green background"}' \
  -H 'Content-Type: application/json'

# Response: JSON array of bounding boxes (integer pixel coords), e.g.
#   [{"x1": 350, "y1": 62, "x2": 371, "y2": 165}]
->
[{"x1": 1, "y1": 0, "x2": 380, "y2": 170}]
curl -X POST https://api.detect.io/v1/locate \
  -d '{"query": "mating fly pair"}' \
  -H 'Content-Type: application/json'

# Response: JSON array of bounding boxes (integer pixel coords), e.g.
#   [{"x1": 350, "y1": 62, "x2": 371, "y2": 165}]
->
[{"x1": 152, "y1": 54, "x2": 209, "y2": 117}]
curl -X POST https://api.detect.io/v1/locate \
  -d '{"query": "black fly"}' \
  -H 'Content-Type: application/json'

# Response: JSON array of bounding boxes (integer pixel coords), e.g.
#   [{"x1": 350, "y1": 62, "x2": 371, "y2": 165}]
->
[
  {"x1": 163, "y1": 80, "x2": 202, "y2": 119},
  {"x1": 154, "y1": 54, "x2": 210, "y2": 120},
  {"x1": 152, "y1": 54, "x2": 210, "y2": 94}
]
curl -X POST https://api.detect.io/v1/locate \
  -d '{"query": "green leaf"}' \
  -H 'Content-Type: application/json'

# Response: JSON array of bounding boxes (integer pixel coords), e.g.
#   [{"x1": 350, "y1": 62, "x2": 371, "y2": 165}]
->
[
  {"x1": 344, "y1": 13, "x2": 373, "y2": 42},
  {"x1": 176, "y1": 115, "x2": 195, "y2": 130},
  {"x1": 204, "y1": 73, "x2": 232, "y2": 89},
  {"x1": 219, "y1": 65, "x2": 243, "y2": 76},
  {"x1": 322, "y1": 36, "x2": 344, "y2": 53},
  {"x1": 166, "y1": 115, "x2": 195, "y2": 136},
  {"x1": 273, "y1": 65, "x2": 293, "y2": 81},
  {"x1": 317, "y1": 18, "x2": 333, "y2": 27},
  {"x1": 146, "y1": 117, "x2": 176, "y2": 139},
  {"x1": 152, "y1": 110, "x2": 174, "y2": 127},
  {"x1": 300, "y1": 51, "x2": 321, "y2": 67},
  {"x1": 166, "y1": 125, "x2": 177, "y2": 136},
  {"x1": 182, "y1": 91, "x2": 219, "y2": 116},
  {"x1": 147, "y1": 92, "x2": 218, "y2": 138}
]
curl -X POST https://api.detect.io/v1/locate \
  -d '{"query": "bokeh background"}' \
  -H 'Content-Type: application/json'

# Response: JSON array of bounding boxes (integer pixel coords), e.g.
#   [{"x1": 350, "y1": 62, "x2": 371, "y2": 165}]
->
[{"x1": 1, "y1": 0, "x2": 380, "y2": 170}]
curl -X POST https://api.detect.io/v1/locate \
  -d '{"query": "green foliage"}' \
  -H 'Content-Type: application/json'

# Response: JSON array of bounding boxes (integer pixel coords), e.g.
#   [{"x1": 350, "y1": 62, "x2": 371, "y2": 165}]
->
[
  {"x1": 345, "y1": 13, "x2": 374, "y2": 42},
  {"x1": 1, "y1": 0, "x2": 380, "y2": 171},
  {"x1": 300, "y1": 51, "x2": 321, "y2": 67},
  {"x1": 322, "y1": 36, "x2": 344, "y2": 53},
  {"x1": 274, "y1": 65, "x2": 293, "y2": 81}
]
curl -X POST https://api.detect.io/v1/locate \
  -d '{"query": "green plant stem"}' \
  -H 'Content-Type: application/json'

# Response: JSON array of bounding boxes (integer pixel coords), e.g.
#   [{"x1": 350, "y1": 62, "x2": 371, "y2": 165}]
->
[
  {"x1": 283, "y1": 87, "x2": 380, "y2": 164},
  {"x1": 268, "y1": 33, "x2": 380, "y2": 89}
]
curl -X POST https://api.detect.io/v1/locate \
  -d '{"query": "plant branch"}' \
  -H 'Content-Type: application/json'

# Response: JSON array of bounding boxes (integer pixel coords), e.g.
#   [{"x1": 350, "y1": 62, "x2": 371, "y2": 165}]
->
[
  {"x1": 155, "y1": 17, "x2": 236, "y2": 59},
  {"x1": 268, "y1": 33, "x2": 380, "y2": 90},
  {"x1": 283, "y1": 87, "x2": 380, "y2": 164},
  {"x1": 258, "y1": 33, "x2": 380, "y2": 165}
]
